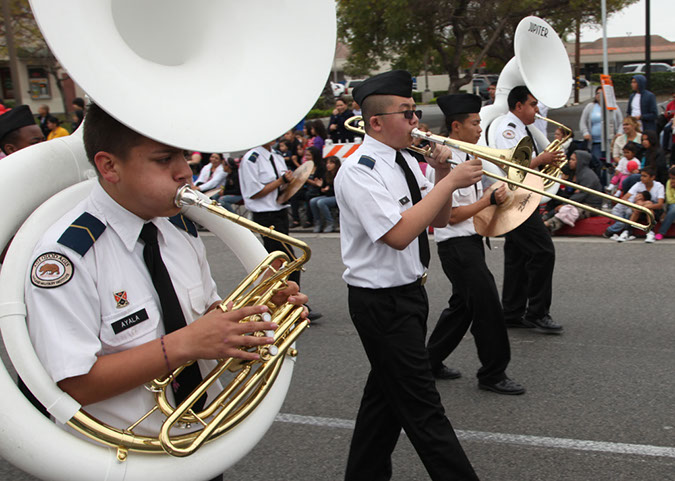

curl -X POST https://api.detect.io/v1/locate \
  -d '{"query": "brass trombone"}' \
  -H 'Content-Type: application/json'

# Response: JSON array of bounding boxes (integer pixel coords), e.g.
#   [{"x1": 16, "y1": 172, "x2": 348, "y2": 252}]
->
[{"x1": 344, "y1": 115, "x2": 655, "y2": 231}]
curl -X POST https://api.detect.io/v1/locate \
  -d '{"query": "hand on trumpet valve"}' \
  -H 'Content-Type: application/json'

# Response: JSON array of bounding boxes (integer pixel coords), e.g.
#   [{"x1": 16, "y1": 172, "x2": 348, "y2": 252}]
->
[
  {"x1": 535, "y1": 149, "x2": 565, "y2": 168},
  {"x1": 270, "y1": 280, "x2": 309, "y2": 320},
  {"x1": 184, "y1": 303, "x2": 279, "y2": 361}
]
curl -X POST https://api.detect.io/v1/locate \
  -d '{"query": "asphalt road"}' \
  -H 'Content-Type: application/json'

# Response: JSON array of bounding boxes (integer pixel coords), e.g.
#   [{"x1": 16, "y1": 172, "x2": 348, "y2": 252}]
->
[{"x1": 2, "y1": 232, "x2": 673, "y2": 481}]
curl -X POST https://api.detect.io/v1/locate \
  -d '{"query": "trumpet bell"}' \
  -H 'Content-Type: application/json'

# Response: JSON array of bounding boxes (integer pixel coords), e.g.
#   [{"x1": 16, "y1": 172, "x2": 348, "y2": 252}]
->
[{"x1": 30, "y1": 0, "x2": 337, "y2": 152}]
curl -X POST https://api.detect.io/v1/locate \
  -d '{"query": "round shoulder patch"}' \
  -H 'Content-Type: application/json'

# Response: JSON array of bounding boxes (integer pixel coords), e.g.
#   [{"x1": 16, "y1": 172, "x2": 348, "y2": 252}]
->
[
  {"x1": 502, "y1": 129, "x2": 516, "y2": 140},
  {"x1": 31, "y1": 252, "x2": 74, "y2": 288}
]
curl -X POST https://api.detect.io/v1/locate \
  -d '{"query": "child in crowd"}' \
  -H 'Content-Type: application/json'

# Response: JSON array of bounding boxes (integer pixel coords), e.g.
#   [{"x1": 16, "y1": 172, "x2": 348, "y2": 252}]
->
[
  {"x1": 617, "y1": 190, "x2": 651, "y2": 242},
  {"x1": 615, "y1": 160, "x2": 641, "y2": 198},
  {"x1": 609, "y1": 142, "x2": 640, "y2": 194},
  {"x1": 277, "y1": 140, "x2": 294, "y2": 171},
  {"x1": 654, "y1": 166, "x2": 675, "y2": 240}
]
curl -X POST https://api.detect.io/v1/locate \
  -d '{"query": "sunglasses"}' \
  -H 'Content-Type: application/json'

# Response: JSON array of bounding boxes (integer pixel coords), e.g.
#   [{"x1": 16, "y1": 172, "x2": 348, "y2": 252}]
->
[{"x1": 374, "y1": 109, "x2": 423, "y2": 121}]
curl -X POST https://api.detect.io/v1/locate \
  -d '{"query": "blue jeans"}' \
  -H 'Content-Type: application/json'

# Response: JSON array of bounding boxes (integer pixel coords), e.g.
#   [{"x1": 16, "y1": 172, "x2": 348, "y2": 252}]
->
[
  {"x1": 606, "y1": 203, "x2": 632, "y2": 234},
  {"x1": 659, "y1": 204, "x2": 675, "y2": 235},
  {"x1": 218, "y1": 194, "x2": 243, "y2": 213},
  {"x1": 309, "y1": 195, "x2": 337, "y2": 224}
]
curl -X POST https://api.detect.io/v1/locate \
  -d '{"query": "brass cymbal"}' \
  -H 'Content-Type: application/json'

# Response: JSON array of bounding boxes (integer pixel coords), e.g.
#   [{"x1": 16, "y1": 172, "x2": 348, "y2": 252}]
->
[
  {"x1": 277, "y1": 161, "x2": 314, "y2": 204},
  {"x1": 473, "y1": 173, "x2": 544, "y2": 237}
]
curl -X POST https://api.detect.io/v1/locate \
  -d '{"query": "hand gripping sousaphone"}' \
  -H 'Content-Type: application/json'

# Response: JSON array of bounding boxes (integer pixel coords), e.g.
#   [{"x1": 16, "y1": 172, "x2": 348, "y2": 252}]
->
[{"x1": 0, "y1": 1, "x2": 336, "y2": 480}]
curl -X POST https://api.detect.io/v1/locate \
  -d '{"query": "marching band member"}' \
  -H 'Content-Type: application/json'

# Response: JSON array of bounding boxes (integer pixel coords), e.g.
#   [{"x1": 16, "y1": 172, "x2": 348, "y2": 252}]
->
[
  {"x1": 490, "y1": 86, "x2": 563, "y2": 334},
  {"x1": 426, "y1": 93, "x2": 525, "y2": 395},
  {"x1": 335, "y1": 70, "x2": 481, "y2": 481}
]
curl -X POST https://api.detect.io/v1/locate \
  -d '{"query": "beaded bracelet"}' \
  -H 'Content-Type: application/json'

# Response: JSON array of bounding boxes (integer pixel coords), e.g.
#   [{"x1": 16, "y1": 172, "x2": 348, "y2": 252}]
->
[{"x1": 160, "y1": 335, "x2": 179, "y2": 390}]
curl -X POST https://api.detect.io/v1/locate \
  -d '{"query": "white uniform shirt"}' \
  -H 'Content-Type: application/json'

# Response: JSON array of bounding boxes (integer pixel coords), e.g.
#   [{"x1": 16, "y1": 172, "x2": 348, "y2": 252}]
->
[
  {"x1": 25, "y1": 182, "x2": 220, "y2": 435},
  {"x1": 626, "y1": 180, "x2": 665, "y2": 203},
  {"x1": 492, "y1": 111, "x2": 546, "y2": 154},
  {"x1": 239, "y1": 146, "x2": 289, "y2": 213},
  {"x1": 196, "y1": 163, "x2": 227, "y2": 192},
  {"x1": 427, "y1": 149, "x2": 481, "y2": 242},
  {"x1": 334, "y1": 135, "x2": 433, "y2": 288}
]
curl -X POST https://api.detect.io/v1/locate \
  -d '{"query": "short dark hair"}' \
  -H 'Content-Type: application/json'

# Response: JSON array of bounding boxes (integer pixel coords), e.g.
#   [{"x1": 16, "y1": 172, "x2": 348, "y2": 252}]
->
[
  {"x1": 72, "y1": 97, "x2": 85, "y2": 109},
  {"x1": 0, "y1": 130, "x2": 22, "y2": 154},
  {"x1": 623, "y1": 141, "x2": 641, "y2": 155},
  {"x1": 641, "y1": 166, "x2": 656, "y2": 177},
  {"x1": 361, "y1": 95, "x2": 393, "y2": 134},
  {"x1": 83, "y1": 103, "x2": 144, "y2": 168},
  {"x1": 638, "y1": 190, "x2": 651, "y2": 201},
  {"x1": 669, "y1": 165, "x2": 675, "y2": 176},
  {"x1": 445, "y1": 113, "x2": 471, "y2": 134},
  {"x1": 45, "y1": 115, "x2": 60, "y2": 125},
  {"x1": 508, "y1": 86, "x2": 533, "y2": 111}
]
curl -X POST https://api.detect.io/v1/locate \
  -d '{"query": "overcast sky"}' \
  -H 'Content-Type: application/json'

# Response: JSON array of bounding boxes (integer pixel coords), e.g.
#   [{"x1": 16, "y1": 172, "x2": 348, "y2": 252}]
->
[{"x1": 580, "y1": 0, "x2": 673, "y2": 41}]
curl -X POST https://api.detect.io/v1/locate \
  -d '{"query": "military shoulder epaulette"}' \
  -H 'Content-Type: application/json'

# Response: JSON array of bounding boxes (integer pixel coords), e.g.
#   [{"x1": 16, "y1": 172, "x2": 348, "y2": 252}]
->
[
  {"x1": 507, "y1": 122, "x2": 517, "y2": 128},
  {"x1": 57, "y1": 212, "x2": 106, "y2": 256},
  {"x1": 358, "y1": 155, "x2": 376, "y2": 169},
  {"x1": 248, "y1": 151, "x2": 260, "y2": 163},
  {"x1": 169, "y1": 214, "x2": 198, "y2": 237}
]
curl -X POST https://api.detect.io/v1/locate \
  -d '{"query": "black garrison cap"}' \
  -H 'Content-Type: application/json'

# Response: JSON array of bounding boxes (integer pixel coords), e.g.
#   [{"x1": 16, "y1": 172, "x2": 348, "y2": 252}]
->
[
  {"x1": 436, "y1": 93, "x2": 482, "y2": 117},
  {"x1": 352, "y1": 70, "x2": 413, "y2": 106},
  {"x1": 0, "y1": 105, "x2": 37, "y2": 140}
]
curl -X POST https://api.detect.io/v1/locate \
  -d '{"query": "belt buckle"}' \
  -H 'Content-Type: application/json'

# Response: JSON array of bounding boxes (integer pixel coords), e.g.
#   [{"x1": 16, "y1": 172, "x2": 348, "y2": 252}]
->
[{"x1": 419, "y1": 272, "x2": 428, "y2": 286}]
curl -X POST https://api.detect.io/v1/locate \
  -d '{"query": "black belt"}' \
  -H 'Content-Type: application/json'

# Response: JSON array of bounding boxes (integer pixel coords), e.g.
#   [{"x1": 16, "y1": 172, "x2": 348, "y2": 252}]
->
[{"x1": 349, "y1": 272, "x2": 427, "y2": 292}]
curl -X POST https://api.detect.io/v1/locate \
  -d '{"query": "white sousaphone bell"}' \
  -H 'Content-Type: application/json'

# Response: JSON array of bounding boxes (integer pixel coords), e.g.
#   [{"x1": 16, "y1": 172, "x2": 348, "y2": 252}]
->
[{"x1": 0, "y1": 1, "x2": 336, "y2": 480}]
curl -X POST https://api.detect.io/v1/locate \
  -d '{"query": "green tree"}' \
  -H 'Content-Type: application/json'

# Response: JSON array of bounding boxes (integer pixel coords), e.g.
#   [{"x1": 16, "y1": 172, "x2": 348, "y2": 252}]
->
[
  {"x1": 338, "y1": 0, "x2": 638, "y2": 93},
  {"x1": 0, "y1": 0, "x2": 68, "y2": 111}
]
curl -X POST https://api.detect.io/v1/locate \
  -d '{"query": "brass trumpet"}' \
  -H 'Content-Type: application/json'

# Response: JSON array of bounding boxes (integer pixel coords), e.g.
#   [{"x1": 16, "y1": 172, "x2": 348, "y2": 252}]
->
[
  {"x1": 68, "y1": 185, "x2": 311, "y2": 460},
  {"x1": 345, "y1": 115, "x2": 655, "y2": 231},
  {"x1": 535, "y1": 113, "x2": 572, "y2": 190}
]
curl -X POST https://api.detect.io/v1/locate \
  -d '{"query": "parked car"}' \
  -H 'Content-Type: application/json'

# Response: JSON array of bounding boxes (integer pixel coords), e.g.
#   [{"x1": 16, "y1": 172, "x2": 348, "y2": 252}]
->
[
  {"x1": 619, "y1": 63, "x2": 672, "y2": 74},
  {"x1": 331, "y1": 82, "x2": 346, "y2": 97},
  {"x1": 472, "y1": 75, "x2": 498, "y2": 100},
  {"x1": 345, "y1": 79, "x2": 365, "y2": 96}
]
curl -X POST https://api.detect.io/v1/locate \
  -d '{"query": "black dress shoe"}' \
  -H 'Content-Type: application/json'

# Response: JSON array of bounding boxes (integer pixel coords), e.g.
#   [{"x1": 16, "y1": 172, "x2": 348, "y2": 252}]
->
[
  {"x1": 523, "y1": 314, "x2": 563, "y2": 334},
  {"x1": 431, "y1": 364, "x2": 461, "y2": 380},
  {"x1": 306, "y1": 306, "x2": 323, "y2": 322},
  {"x1": 505, "y1": 318, "x2": 532, "y2": 329},
  {"x1": 478, "y1": 378, "x2": 525, "y2": 395}
]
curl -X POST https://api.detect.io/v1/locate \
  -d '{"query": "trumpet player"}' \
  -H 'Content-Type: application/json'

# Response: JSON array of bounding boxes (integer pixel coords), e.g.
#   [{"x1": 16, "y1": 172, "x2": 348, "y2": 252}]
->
[
  {"x1": 24, "y1": 103, "x2": 308, "y2": 474},
  {"x1": 426, "y1": 93, "x2": 525, "y2": 395},
  {"x1": 490, "y1": 86, "x2": 563, "y2": 334}
]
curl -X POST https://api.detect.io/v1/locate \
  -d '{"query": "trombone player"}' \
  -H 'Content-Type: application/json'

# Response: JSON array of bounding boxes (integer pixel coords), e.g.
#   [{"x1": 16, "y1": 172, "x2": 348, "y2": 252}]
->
[
  {"x1": 490, "y1": 86, "x2": 564, "y2": 334},
  {"x1": 426, "y1": 93, "x2": 525, "y2": 395}
]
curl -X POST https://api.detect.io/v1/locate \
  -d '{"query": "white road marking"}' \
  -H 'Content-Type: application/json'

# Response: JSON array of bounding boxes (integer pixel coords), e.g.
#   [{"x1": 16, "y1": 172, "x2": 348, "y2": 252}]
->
[{"x1": 275, "y1": 413, "x2": 675, "y2": 459}]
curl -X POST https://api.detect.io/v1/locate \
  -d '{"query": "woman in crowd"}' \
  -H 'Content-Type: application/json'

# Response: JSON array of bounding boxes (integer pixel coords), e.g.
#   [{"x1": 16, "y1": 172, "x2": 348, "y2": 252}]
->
[
  {"x1": 194, "y1": 152, "x2": 226, "y2": 192},
  {"x1": 307, "y1": 120, "x2": 328, "y2": 152},
  {"x1": 216, "y1": 158, "x2": 243, "y2": 213},
  {"x1": 654, "y1": 165, "x2": 675, "y2": 240},
  {"x1": 579, "y1": 86, "x2": 622, "y2": 184},
  {"x1": 641, "y1": 130, "x2": 668, "y2": 184},
  {"x1": 612, "y1": 116, "x2": 642, "y2": 165},
  {"x1": 309, "y1": 156, "x2": 341, "y2": 233},
  {"x1": 301, "y1": 146, "x2": 325, "y2": 228},
  {"x1": 45, "y1": 115, "x2": 70, "y2": 140},
  {"x1": 328, "y1": 97, "x2": 354, "y2": 144}
]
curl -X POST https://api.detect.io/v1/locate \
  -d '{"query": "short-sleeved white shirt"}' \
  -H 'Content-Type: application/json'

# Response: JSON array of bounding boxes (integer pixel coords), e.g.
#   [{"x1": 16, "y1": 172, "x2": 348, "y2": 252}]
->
[
  {"x1": 428, "y1": 149, "x2": 481, "y2": 242},
  {"x1": 627, "y1": 180, "x2": 665, "y2": 203},
  {"x1": 492, "y1": 111, "x2": 546, "y2": 155},
  {"x1": 196, "y1": 163, "x2": 227, "y2": 192},
  {"x1": 25, "y1": 182, "x2": 220, "y2": 435},
  {"x1": 239, "y1": 146, "x2": 289, "y2": 213},
  {"x1": 334, "y1": 135, "x2": 433, "y2": 288}
]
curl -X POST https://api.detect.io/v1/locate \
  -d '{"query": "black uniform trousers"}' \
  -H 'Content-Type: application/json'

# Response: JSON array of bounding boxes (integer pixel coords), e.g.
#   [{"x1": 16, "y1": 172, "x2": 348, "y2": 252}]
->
[
  {"x1": 502, "y1": 211, "x2": 555, "y2": 323},
  {"x1": 252, "y1": 209, "x2": 300, "y2": 285},
  {"x1": 345, "y1": 283, "x2": 478, "y2": 481},
  {"x1": 427, "y1": 235, "x2": 510, "y2": 384}
]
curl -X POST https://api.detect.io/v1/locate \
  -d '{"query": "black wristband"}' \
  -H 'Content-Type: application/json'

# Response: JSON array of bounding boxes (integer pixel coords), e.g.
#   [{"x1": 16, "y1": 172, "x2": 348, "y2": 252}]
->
[
  {"x1": 490, "y1": 190, "x2": 497, "y2": 205},
  {"x1": 282, "y1": 174, "x2": 290, "y2": 184}
]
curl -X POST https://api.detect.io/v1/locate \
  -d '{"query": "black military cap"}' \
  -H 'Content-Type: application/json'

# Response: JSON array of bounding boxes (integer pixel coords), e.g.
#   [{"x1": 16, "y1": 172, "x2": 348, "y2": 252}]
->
[
  {"x1": 436, "y1": 93, "x2": 482, "y2": 117},
  {"x1": 352, "y1": 70, "x2": 413, "y2": 106},
  {"x1": 0, "y1": 105, "x2": 37, "y2": 140}
]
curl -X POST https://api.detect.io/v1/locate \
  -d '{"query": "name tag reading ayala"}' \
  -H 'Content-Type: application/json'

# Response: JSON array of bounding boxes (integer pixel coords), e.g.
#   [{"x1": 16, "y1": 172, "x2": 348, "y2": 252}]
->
[{"x1": 112, "y1": 308, "x2": 149, "y2": 334}]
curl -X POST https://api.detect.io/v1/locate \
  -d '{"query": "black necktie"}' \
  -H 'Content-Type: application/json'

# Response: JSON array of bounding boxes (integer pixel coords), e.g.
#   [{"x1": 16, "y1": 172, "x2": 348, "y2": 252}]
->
[
  {"x1": 269, "y1": 154, "x2": 280, "y2": 179},
  {"x1": 524, "y1": 126, "x2": 540, "y2": 156},
  {"x1": 394, "y1": 151, "x2": 430, "y2": 268},
  {"x1": 139, "y1": 222, "x2": 206, "y2": 410}
]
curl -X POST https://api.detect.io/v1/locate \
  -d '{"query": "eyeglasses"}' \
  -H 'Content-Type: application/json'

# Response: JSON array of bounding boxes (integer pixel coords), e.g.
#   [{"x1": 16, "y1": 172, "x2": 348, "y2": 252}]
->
[{"x1": 373, "y1": 109, "x2": 423, "y2": 121}]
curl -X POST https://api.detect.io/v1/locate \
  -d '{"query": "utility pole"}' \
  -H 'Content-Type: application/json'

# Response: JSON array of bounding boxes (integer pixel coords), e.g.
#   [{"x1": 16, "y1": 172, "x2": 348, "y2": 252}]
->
[
  {"x1": 2, "y1": 0, "x2": 23, "y2": 105},
  {"x1": 574, "y1": 17, "x2": 580, "y2": 105},
  {"x1": 645, "y1": 0, "x2": 651, "y2": 88}
]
